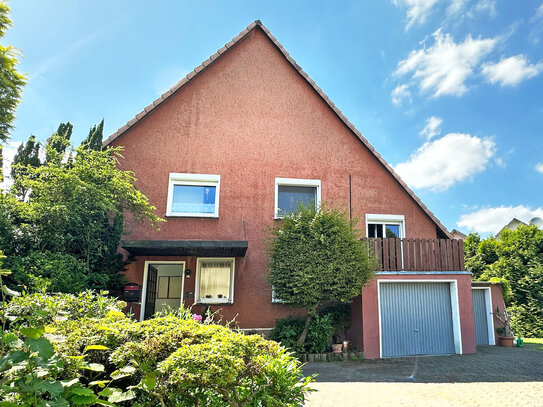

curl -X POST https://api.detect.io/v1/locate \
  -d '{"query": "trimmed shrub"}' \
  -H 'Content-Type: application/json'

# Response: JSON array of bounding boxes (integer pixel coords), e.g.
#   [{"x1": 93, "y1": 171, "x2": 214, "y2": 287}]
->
[{"x1": 1, "y1": 291, "x2": 313, "y2": 406}]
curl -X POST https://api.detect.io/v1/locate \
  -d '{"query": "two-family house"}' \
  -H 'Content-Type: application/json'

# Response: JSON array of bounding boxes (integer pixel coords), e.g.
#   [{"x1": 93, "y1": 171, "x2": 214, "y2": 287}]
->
[{"x1": 104, "y1": 21, "x2": 504, "y2": 358}]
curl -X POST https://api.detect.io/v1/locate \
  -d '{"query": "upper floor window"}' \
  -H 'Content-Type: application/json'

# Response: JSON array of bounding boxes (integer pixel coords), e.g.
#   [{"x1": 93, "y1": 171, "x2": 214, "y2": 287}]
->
[
  {"x1": 275, "y1": 178, "x2": 321, "y2": 218},
  {"x1": 366, "y1": 214, "x2": 405, "y2": 238},
  {"x1": 166, "y1": 173, "x2": 220, "y2": 217}
]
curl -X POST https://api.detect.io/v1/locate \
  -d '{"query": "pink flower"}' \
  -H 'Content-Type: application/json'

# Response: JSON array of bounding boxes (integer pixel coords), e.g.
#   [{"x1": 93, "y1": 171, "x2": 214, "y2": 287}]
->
[
  {"x1": 192, "y1": 314, "x2": 202, "y2": 322},
  {"x1": 204, "y1": 317, "x2": 213, "y2": 324}
]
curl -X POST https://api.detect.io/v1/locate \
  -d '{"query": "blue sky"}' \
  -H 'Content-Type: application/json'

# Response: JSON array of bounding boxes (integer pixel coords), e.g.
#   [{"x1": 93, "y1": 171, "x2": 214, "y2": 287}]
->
[{"x1": 2, "y1": 0, "x2": 543, "y2": 236}]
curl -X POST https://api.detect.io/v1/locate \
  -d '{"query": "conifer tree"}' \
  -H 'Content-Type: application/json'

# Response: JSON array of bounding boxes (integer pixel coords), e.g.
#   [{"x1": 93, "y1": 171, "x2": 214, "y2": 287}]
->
[{"x1": 80, "y1": 119, "x2": 104, "y2": 151}]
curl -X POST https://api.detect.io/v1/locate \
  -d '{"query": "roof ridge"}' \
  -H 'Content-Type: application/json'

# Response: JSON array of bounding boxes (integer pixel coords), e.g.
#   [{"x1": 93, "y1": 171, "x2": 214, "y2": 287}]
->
[{"x1": 104, "y1": 20, "x2": 451, "y2": 239}]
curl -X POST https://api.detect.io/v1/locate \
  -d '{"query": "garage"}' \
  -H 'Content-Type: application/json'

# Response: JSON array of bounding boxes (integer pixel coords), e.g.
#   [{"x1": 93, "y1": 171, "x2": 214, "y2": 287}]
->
[
  {"x1": 379, "y1": 281, "x2": 460, "y2": 357},
  {"x1": 472, "y1": 288, "x2": 495, "y2": 345}
]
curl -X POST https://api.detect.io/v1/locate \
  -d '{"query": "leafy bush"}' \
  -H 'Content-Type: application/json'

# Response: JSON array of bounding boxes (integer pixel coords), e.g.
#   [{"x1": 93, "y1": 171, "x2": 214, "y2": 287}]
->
[
  {"x1": 6, "y1": 289, "x2": 125, "y2": 328},
  {"x1": 305, "y1": 314, "x2": 334, "y2": 353},
  {"x1": 270, "y1": 316, "x2": 305, "y2": 354},
  {"x1": 1, "y1": 288, "x2": 313, "y2": 406},
  {"x1": 270, "y1": 312, "x2": 336, "y2": 354}
]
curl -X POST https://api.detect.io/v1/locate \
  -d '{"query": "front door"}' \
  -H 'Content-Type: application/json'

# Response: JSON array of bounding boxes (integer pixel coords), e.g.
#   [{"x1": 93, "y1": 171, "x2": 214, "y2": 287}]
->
[{"x1": 144, "y1": 265, "x2": 158, "y2": 320}]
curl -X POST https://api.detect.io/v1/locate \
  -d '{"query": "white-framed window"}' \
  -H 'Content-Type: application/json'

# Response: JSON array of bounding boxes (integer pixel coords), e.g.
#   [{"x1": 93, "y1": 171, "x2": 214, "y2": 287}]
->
[
  {"x1": 366, "y1": 214, "x2": 405, "y2": 238},
  {"x1": 271, "y1": 287, "x2": 283, "y2": 303},
  {"x1": 274, "y1": 178, "x2": 321, "y2": 218},
  {"x1": 166, "y1": 173, "x2": 220, "y2": 217},
  {"x1": 195, "y1": 258, "x2": 235, "y2": 304}
]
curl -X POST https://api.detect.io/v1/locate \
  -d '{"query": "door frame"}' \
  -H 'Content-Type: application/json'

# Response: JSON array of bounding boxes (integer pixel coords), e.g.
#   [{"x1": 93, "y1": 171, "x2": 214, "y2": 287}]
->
[
  {"x1": 140, "y1": 261, "x2": 186, "y2": 321},
  {"x1": 377, "y1": 279, "x2": 463, "y2": 358},
  {"x1": 471, "y1": 287, "x2": 495, "y2": 345}
]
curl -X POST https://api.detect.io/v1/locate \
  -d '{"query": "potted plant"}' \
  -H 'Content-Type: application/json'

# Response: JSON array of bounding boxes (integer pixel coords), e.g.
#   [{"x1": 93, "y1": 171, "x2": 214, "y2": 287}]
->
[
  {"x1": 494, "y1": 306, "x2": 514, "y2": 347},
  {"x1": 331, "y1": 337, "x2": 343, "y2": 354}
]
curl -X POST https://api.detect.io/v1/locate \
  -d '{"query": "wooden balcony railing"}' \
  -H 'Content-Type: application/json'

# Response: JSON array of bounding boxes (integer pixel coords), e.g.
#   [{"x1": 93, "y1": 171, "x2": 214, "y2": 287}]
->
[{"x1": 362, "y1": 238, "x2": 465, "y2": 272}]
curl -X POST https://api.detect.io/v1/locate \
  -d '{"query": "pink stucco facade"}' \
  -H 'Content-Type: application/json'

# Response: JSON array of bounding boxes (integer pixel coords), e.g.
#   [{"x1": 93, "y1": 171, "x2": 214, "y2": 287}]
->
[
  {"x1": 105, "y1": 22, "x2": 481, "y2": 357},
  {"x1": 110, "y1": 26, "x2": 446, "y2": 328}
]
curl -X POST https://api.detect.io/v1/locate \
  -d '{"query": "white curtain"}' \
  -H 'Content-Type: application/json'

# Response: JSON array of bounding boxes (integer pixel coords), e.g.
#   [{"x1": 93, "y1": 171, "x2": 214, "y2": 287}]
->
[{"x1": 199, "y1": 261, "x2": 232, "y2": 301}]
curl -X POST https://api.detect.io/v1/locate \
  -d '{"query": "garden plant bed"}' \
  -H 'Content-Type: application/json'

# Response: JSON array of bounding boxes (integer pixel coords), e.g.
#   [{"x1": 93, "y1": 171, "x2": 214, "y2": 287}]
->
[{"x1": 299, "y1": 350, "x2": 364, "y2": 362}]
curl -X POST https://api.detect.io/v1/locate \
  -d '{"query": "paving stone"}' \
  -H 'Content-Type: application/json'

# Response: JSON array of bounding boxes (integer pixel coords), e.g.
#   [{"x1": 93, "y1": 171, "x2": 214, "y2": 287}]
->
[{"x1": 303, "y1": 346, "x2": 543, "y2": 406}]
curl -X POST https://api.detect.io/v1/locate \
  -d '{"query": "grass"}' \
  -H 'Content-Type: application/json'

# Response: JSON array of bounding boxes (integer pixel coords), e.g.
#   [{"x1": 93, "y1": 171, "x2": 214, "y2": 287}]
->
[{"x1": 523, "y1": 338, "x2": 543, "y2": 350}]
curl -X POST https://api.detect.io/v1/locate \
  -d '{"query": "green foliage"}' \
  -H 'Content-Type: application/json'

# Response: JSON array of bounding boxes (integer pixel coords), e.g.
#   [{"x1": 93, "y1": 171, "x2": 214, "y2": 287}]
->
[
  {"x1": 1, "y1": 288, "x2": 313, "y2": 406},
  {"x1": 0, "y1": 1, "x2": 26, "y2": 144},
  {"x1": 6, "y1": 290, "x2": 125, "y2": 328},
  {"x1": 10, "y1": 135, "x2": 41, "y2": 200},
  {"x1": 270, "y1": 308, "x2": 342, "y2": 354},
  {"x1": 304, "y1": 313, "x2": 334, "y2": 353},
  {"x1": 44, "y1": 122, "x2": 73, "y2": 165},
  {"x1": 267, "y1": 205, "x2": 374, "y2": 345},
  {"x1": 80, "y1": 119, "x2": 104, "y2": 151},
  {"x1": 1, "y1": 128, "x2": 163, "y2": 294},
  {"x1": 269, "y1": 316, "x2": 305, "y2": 354},
  {"x1": 465, "y1": 225, "x2": 543, "y2": 337}
]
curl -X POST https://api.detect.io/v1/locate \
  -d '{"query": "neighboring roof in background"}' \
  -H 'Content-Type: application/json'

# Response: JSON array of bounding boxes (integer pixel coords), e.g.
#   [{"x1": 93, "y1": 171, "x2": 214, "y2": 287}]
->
[
  {"x1": 495, "y1": 217, "x2": 543, "y2": 238},
  {"x1": 450, "y1": 229, "x2": 467, "y2": 240}
]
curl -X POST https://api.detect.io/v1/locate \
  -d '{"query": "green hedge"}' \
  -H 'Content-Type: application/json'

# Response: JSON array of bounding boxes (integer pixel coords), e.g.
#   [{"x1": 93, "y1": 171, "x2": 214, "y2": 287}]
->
[{"x1": 1, "y1": 291, "x2": 314, "y2": 406}]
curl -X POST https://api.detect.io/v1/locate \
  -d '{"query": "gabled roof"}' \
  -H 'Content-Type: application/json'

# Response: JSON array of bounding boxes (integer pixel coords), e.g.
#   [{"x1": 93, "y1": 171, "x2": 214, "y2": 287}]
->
[{"x1": 104, "y1": 20, "x2": 451, "y2": 239}]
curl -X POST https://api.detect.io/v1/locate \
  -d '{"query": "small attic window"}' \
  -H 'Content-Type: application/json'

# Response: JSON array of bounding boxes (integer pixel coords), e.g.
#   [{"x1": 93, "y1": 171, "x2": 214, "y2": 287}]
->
[{"x1": 366, "y1": 214, "x2": 405, "y2": 238}]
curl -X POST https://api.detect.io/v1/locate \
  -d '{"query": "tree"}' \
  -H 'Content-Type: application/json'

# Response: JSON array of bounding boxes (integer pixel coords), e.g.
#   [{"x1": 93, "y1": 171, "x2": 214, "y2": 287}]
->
[
  {"x1": 465, "y1": 225, "x2": 543, "y2": 336},
  {"x1": 80, "y1": 118, "x2": 104, "y2": 151},
  {"x1": 267, "y1": 205, "x2": 375, "y2": 345},
  {"x1": 0, "y1": 1, "x2": 25, "y2": 143},
  {"x1": 0, "y1": 1, "x2": 26, "y2": 182},
  {"x1": 10, "y1": 134, "x2": 40, "y2": 200},
  {"x1": 1, "y1": 123, "x2": 163, "y2": 294},
  {"x1": 44, "y1": 122, "x2": 73, "y2": 164}
]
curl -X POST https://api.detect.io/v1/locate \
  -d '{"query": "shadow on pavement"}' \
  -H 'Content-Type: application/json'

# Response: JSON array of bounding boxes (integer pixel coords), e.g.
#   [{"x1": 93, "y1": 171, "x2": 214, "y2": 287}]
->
[{"x1": 302, "y1": 346, "x2": 543, "y2": 383}]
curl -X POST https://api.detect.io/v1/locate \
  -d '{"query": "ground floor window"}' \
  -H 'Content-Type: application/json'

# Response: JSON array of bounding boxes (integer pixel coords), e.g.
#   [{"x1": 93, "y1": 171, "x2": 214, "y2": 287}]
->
[{"x1": 196, "y1": 258, "x2": 235, "y2": 304}]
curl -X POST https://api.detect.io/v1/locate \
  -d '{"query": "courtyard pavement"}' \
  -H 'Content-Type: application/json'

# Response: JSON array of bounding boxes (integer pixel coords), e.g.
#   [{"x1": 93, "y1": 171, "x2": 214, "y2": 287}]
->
[{"x1": 303, "y1": 345, "x2": 543, "y2": 406}]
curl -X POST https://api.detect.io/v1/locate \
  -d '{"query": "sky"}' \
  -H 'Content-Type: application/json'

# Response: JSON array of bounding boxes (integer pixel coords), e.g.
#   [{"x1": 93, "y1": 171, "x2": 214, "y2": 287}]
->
[{"x1": 2, "y1": 0, "x2": 543, "y2": 236}]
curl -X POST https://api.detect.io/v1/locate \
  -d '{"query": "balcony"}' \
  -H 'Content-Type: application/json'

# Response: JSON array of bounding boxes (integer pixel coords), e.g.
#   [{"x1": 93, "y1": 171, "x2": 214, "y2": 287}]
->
[{"x1": 362, "y1": 238, "x2": 465, "y2": 272}]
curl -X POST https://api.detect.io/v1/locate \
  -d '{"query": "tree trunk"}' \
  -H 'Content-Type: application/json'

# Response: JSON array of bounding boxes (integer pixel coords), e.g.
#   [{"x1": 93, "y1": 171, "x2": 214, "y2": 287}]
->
[{"x1": 297, "y1": 312, "x2": 313, "y2": 345}]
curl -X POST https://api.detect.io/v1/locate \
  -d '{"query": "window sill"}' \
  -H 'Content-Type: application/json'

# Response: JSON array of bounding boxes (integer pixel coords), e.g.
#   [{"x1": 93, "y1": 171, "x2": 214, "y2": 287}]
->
[
  {"x1": 196, "y1": 299, "x2": 232, "y2": 305},
  {"x1": 166, "y1": 214, "x2": 219, "y2": 218}
]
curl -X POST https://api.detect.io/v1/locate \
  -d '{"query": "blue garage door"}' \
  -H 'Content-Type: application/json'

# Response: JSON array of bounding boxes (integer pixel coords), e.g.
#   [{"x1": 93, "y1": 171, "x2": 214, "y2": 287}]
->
[
  {"x1": 472, "y1": 289, "x2": 490, "y2": 345},
  {"x1": 380, "y1": 282, "x2": 455, "y2": 357}
]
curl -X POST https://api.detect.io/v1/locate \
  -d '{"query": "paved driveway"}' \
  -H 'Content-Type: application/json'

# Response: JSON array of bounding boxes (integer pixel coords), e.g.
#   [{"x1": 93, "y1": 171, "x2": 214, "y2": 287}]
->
[{"x1": 303, "y1": 346, "x2": 543, "y2": 406}]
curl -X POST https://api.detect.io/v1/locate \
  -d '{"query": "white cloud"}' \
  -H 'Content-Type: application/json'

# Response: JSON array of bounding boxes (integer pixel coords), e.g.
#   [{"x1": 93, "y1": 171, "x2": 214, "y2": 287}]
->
[
  {"x1": 535, "y1": 163, "x2": 543, "y2": 173},
  {"x1": 391, "y1": 84, "x2": 412, "y2": 106},
  {"x1": 535, "y1": 3, "x2": 543, "y2": 20},
  {"x1": 481, "y1": 55, "x2": 543, "y2": 86},
  {"x1": 419, "y1": 116, "x2": 442, "y2": 140},
  {"x1": 447, "y1": 0, "x2": 468, "y2": 15},
  {"x1": 474, "y1": 0, "x2": 497, "y2": 16},
  {"x1": 394, "y1": 30, "x2": 497, "y2": 97},
  {"x1": 393, "y1": 0, "x2": 440, "y2": 29},
  {"x1": 0, "y1": 141, "x2": 20, "y2": 191},
  {"x1": 394, "y1": 133, "x2": 495, "y2": 191},
  {"x1": 457, "y1": 205, "x2": 543, "y2": 234}
]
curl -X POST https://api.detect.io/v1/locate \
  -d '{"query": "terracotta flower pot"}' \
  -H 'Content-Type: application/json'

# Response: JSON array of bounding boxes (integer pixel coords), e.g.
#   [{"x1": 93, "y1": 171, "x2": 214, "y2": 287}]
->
[
  {"x1": 332, "y1": 344, "x2": 343, "y2": 354},
  {"x1": 498, "y1": 336, "x2": 514, "y2": 347}
]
